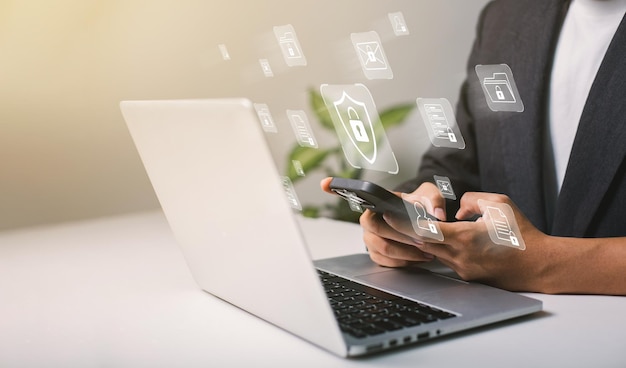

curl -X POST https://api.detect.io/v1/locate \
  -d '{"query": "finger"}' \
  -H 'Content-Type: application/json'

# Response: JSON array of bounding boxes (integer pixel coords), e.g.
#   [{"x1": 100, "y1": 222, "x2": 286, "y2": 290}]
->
[
  {"x1": 364, "y1": 231, "x2": 435, "y2": 267},
  {"x1": 382, "y1": 208, "x2": 449, "y2": 245},
  {"x1": 320, "y1": 177, "x2": 333, "y2": 194},
  {"x1": 413, "y1": 241, "x2": 455, "y2": 262},
  {"x1": 455, "y1": 192, "x2": 511, "y2": 220},
  {"x1": 403, "y1": 182, "x2": 447, "y2": 221},
  {"x1": 360, "y1": 209, "x2": 421, "y2": 246}
]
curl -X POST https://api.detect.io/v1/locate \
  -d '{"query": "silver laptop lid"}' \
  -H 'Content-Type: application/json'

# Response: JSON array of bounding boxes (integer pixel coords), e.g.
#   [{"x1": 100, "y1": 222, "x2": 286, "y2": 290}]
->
[{"x1": 121, "y1": 98, "x2": 347, "y2": 356}]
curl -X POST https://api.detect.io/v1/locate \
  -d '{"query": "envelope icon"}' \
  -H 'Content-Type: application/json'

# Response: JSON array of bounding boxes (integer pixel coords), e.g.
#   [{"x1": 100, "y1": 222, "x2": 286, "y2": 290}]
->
[{"x1": 356, "y1": 41, "x2": 388, "y2": 71}]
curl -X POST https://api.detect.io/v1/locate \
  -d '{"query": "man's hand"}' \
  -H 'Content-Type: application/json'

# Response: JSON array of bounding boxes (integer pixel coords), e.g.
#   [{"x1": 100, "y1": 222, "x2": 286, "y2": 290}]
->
[
  {"x1": 384, "y1": 192, "x2": 546, "y2": 291},
  {"x1": 320, "y1": 178, "x2": 444, "y2": 267}
]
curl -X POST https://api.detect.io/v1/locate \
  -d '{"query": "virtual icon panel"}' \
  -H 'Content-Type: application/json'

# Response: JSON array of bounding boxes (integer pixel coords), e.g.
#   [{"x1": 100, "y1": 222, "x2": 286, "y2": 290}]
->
[
  {"x1": 287, "y1": 110, "x2": 318, "y2": 148},
  {"x1": 281, "y1": 176, "x2": 302, "y2": 211},
  {"x1": 320, "y1": 83, "x2": 399, "y2": 174},
  {"x1": 478, "y1": 199, "x2": 526, "y2": 250},
  {"x1": 388, "y1": 12, "x2": 410, "y2": 36},
  {"x1": 292, "y1": 160, "x2": 305, "y2": 177},
  {"x1": 434, "y1": 175, "x2": 456, "y2": 200},
  {"x1": 351, "y1": 31, "x2": 393, "y2": 80},
  {"x1": 475, "y1": 64, "x2": 524, "y2": 112},
  {"x1": 259, "y1": 59, "x2": 274, "y2": 77},
  {"x1": 253, "y1": 103, "x2": 278, "y2": 133},
  {"x1": 401, "y1": 194, "x2": 444, "y2": 241},
  {"x1": 333, "y1": 188, "x2": 365, "y2": 213},
  {"x1": 218, "y1": 44, "x2": 230, "y2": 60},
  {"x1": 274, "y1": 24, "x2": 307, "y2": 67},
  {"x1": 417, "y1": 98, "x2": 466, "y2": 149}
]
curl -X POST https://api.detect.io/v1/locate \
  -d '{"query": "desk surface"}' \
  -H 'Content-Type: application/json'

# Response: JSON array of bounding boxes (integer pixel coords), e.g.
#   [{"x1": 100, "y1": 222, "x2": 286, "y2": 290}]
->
[{"x1": 0, "y1": 211, "x2": 624, "y2": 367}]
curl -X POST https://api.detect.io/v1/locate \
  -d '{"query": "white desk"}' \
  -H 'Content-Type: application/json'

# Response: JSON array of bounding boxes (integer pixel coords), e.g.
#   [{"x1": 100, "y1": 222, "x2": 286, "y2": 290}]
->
[{"x1": 1, "y1": 211, "x2": 624, "y2": 367}]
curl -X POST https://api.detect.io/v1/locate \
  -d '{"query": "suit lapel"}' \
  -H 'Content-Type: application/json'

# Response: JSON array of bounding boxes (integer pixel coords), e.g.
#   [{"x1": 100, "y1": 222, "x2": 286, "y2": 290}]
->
[
  {"x1": 552, "y1": 14, "x2": 626, "y2": 237},
  {"x1": 498, "y1": 0, "x2": 567, "y2": 233}
]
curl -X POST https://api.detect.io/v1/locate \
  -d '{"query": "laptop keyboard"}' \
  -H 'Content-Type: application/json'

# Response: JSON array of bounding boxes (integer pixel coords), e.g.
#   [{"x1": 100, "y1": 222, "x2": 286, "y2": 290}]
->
[{"x1": 318, "y1": 270, "x2": 457, "y2": 339}]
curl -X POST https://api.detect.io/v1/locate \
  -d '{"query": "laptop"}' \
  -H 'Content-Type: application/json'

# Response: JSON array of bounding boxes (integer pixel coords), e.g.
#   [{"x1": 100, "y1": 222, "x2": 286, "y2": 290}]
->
[{"x1": 120, "y1": 98, "x2": 542, "y2": 357}]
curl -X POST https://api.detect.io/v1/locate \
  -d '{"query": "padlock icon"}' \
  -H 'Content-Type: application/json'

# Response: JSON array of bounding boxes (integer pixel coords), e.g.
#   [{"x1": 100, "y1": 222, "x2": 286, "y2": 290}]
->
[
  {"x1": 394, "y1": 16, "x2": 406, "y2": 33},
  {"x1": 510, "y1": 232, "x2": 519, "y2": 246},
  {"x1": 348, "y1": 107, "x2": 370, "y2": 143},
  {"x1": 446, "y1": 127, "x2": 457, "y2": 143},
  {"x1": 427, "y1": 218, "x2": 437, "y2": 234},
  {"x1": 366, "y1": 45, "x2": 377, "y2": 62},
  {"x1": 495, "y1": 85, "x2": 506, "y2": 100}
]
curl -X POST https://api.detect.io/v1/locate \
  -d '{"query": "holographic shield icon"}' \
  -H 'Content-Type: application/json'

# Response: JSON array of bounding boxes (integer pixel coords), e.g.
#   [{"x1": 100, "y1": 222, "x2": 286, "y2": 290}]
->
[{"x1": 320, "y1": 84, "x2": 399, "y2": 174}]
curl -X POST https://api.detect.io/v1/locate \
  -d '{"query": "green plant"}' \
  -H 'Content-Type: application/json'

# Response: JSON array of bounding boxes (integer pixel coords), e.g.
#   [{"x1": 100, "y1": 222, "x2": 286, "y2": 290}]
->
[{"x1": 286, "y1": 88, "x2": 414, "y2": 223}]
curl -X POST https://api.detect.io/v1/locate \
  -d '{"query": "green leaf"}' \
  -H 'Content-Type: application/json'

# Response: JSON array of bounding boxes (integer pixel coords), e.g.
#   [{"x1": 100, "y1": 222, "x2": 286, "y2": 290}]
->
[
  {"x1": 301, "y1": 205, "x2": 320, "y2": 218},
  {"x1": 309, "y1": 88, "x2": 335, "y2": 130},
  {"x1": 286, "y1": 145, "x2": 332, "y2": 182},
  {"x1": 379, "y1": 103, "x2": 414, "y2": 130}
]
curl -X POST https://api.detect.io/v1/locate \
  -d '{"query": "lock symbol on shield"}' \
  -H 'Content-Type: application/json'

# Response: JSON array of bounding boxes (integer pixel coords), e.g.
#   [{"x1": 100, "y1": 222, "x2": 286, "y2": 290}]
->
[
  {"x1": 495, "y1": 85, "x2": 505, "y2": 100},
  {"x1": 348, "y1": 107, "x2": 370, "y2": 143},
  {"x1": 427, "y1": 218, "x2": 437, "y2": 234}
]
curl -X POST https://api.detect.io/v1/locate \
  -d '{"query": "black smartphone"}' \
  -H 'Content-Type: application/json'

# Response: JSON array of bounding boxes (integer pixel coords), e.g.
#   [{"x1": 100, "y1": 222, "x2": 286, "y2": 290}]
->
[
  {"x1": 328, "y1": 177, "x2": 410, "y2": 217},
  {"x1": 329, "y1": 178, "x2": 443, "y2": 240}
]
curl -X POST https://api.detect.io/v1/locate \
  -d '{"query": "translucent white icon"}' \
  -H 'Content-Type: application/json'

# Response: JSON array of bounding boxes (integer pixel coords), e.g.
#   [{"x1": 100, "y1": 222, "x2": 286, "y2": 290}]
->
[
  {"x1": 478, "y1": 199, "x2": 526, "y2": 250},
  {"x1": 320, "y1": 83, "x2": 399, "y2": 174},
  {"x1": 259, "y1": 59, "x2": 274, "y2": 77},
  {"x1": 287, "y1": 110, "x2": 318, "y2": 148},
  {"x1": 218, "y1": 44, "x2": 230, "y2": 60},
  {"x1": 292, "y1": 160, "x2": 305, "y2": 177},
  {"x1": 347, "y1": 107, "x2": 370, "y2": 143},
  {"x1": 274, "y1": 24, "x2": 307, "y2": 66},
  {"x1": 433, "y1": 175, "x2": 456, "y2": 200},
  {"x1": 351, "y1": 31, "x2": 393, "y2": 80},
  {"x1": 401, "y1": 194, "x2": 444, "y2": 241},
  {"x1": 388, "y1": 12, "x2": 409, "y2": 36},
  {"x1": 333, "y1": 188, "x2": 365, "y2": 213},
  {"x1": 475, "y1": 64, "x2": 524, "y2": 112},
  {"x1": 281, "y1": 176, "x2": 302, "y2": 211},
  {"x1": 417, "y1": 98, "x2": 466, "y2": 149},
  {"x1": 253, "y1": 103, "x2": 277, "y2": 133}
]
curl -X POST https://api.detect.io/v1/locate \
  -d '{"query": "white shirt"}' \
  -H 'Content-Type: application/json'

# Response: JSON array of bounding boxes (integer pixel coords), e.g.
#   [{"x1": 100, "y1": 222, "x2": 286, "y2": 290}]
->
[{"x1": 549, "y1": 0, "x2": 626, "y2": 194}]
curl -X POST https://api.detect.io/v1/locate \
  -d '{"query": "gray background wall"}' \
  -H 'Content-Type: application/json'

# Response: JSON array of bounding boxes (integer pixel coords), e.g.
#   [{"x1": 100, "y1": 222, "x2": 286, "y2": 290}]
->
[{"x1": 0, "y1": 0, "x2": 490, "y2": 231}]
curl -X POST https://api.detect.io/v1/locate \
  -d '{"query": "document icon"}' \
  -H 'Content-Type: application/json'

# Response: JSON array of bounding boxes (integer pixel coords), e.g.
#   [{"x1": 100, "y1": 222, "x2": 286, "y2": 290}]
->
[
  {"x1": 281, "y1": 176, "x2": 302, "y2": 211},
  {"x1": 417, "y1": 98, "x2": 465, "y2": 149},
  {"x1": 287, "y1": 110, "x2": 318, "y2": 148},
  {"x1": 478, "y1": 199, "x2": 526, "y2": 250},
  {"x1": 351, "y1": 31, "x2": 393, "y2": 80},
  {"x1": 475, "y1": 64, "x2": 524, "y2": 112}
]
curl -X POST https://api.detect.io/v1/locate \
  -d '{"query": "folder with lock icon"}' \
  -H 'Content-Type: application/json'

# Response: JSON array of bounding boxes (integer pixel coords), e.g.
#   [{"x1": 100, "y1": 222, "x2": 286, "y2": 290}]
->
[
  {"x1": 482, "y1": 72, "x2": 517, "y2": 103},
  {"x1": 475, "y1": 64, "x2": 524, "y2": 112}
]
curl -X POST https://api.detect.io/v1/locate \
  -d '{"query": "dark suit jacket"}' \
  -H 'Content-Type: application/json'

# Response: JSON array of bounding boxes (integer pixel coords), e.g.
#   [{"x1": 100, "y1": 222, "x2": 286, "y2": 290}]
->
[{"x1": 399, "y1": 0, "x2": 626, "y2": 238}]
